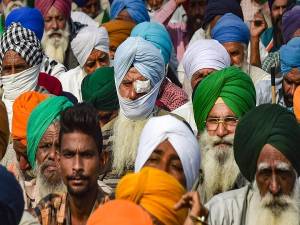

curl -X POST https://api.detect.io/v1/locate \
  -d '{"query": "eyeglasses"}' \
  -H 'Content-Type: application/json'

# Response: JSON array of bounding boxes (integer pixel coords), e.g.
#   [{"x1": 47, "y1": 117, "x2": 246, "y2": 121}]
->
[{"x1": 205, "y1": 116, "x2": 239, "y2": 131}]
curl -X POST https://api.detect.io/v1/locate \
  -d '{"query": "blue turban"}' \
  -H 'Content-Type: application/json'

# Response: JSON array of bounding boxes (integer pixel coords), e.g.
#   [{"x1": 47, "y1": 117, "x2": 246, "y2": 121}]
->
[
  {"x1": 5, "y1": 7, "x2": 44, "y2": 41},
  {"x1": 131, "y1": 22, "x2": 172, "y2": 64},
  {"x1": 280, "y1": 37, "x2": 300, "y2": 74},
  {"x1": 74, "y1": 0, "x2": 87, "y2": 7},
  {"x1": 203, "y1": 0, "x2": 243, "y2": 29},
  {"x1": 110, "y1": 0, "x2": 150, "y2": 24},
  {"x1": 211, "y1": 13, "x2": 250, "y2": 45},
  {"x1": 0, "y1": 165, "x2": 24, "y2": 225}
]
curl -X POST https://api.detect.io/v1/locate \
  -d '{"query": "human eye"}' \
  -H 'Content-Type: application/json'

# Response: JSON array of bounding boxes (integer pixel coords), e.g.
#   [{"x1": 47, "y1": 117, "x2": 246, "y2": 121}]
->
[
  {"x1": 63, "y1": 150, "x2": 74, "y2": 158},
  {"x1": 224, "y1": 117, "x2": 238, "y2": 125}
]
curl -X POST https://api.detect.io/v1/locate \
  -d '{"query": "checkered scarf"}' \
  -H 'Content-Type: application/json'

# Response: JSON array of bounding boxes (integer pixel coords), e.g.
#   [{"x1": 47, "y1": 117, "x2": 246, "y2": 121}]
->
[{"x1": 0, "y1": 22, "x2": 43, "y2": 73}]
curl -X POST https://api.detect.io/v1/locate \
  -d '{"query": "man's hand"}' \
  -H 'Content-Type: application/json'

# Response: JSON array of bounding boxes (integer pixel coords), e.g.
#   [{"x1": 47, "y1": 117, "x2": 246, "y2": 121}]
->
[{"x1": 250, "y1": 11, "x2": 267, "y2": 38}]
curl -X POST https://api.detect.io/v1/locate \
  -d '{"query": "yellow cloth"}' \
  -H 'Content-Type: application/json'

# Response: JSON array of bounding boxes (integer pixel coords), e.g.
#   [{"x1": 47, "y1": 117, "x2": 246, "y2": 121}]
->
[
  {"x1": 294, "y1": 86, "x2": 300, "y2": 122},
  {"x1": 0, "y1": 100, "x2": 9, "y2": 159},
  {"x1": 116, "y1": 167, "x2": 188, "y2": 225}
]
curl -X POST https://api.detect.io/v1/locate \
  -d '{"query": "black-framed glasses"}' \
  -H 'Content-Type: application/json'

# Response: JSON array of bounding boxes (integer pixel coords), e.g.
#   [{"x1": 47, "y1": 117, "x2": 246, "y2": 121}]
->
[{"x1": 205, "y1": 116, "x2": 239, "y2": 131}]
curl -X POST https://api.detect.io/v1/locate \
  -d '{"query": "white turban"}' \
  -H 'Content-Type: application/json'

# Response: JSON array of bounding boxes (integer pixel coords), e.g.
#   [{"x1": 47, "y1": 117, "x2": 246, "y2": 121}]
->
[
  {"x1": 182, "y1": 39, "x2": 231, "y2": 80},
  {"x1": 135, "y1": 115, "x2": 201, "y2": 190},
  {"x1": 71, "y1": 26, "x2": 109, "y2": 67},
  {"x1": 114, "y1": 36, "x2": 165, "y2": 120}
]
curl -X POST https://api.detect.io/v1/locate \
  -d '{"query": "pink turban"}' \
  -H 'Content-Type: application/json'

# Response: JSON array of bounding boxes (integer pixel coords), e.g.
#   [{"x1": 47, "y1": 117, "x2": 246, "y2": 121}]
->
[{"x1": 35, "y1": 0, "x2": 72, "y2": 19}]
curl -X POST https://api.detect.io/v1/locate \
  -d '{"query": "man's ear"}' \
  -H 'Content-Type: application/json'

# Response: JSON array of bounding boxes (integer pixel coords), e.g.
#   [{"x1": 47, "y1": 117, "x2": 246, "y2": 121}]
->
[{"x1": 99, "y1": 151, "x2": 110, "y2": 168}]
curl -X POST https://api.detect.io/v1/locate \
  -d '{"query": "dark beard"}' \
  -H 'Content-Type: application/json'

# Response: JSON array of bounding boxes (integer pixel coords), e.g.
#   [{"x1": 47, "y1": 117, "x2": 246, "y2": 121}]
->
[
  {"x1": 186, "y1": 15, "x2": 203, "y2": 41},
  {"x1": 272, "y1": 16, "x2": 284, "y2": 48}
]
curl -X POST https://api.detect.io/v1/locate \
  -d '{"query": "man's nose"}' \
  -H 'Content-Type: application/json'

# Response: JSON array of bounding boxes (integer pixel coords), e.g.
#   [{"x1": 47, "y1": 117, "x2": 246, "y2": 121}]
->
[{"x1": 269, "y1": 174, "x2": 281, "y2": 196}]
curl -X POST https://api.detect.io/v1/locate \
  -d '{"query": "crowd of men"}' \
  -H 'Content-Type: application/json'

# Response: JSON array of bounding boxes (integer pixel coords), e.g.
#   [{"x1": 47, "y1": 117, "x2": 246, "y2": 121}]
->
[{"x1": 0, "y1": 0, "x2": 300, "y2": 224}]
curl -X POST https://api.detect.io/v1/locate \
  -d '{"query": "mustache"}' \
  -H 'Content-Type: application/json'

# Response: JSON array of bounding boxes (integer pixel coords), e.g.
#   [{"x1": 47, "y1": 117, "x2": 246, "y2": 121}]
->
[
  {"x1": 40, "y1": 160, "x2": 58, "y2": 173},
  {"x1": 213, "y1": 134, "x2": 234, "y2": 146}
]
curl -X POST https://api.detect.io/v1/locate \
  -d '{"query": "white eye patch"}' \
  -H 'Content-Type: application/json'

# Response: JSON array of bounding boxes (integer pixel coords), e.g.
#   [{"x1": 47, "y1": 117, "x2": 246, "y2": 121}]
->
[{"x1": 134, "y1": 80, "x2": 151, "y2": 94}]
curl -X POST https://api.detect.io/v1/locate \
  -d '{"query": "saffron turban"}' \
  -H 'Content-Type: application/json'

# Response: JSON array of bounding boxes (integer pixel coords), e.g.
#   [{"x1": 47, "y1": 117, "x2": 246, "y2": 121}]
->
[
  {"x1": 234, "y1": 104, "x2": 300, "y2": 181},
  {"x1": 135, "y1": 115, "x2": 200, "y2": 190},
  {"x1": 38, "y1": 73, "x2": 63, "y2": 96},
  {"x1": 116, "y1": 167, "x2": 188, "y2": 225},
  {"x1": 35, "y1": 0, "x2": 72, "y2": 19},
  {"x1": 102, "y1": 19, "x2": 135, "y2": 50},
  {"x1": 27, "y1": 96, "x2": 73, "y2": 168},
  {"x1": 114, "y1": 37, "x2": 165, "y2": 120},
  {"x1": 280, "y1": 37, "x2": 300, "y2": 75},
  {"x1": 282, "y1": 5, "x2": 300, "y2": 44},
  {"x1": 71, "y1": 26, "x2": 109, "y2": 68},
  {"x1": 12, "y1": 91, "x2": 48, "y2": 146},
  {"x1": 110, "y1": 0, "x2": 150, "y2": 24},
  {"x1": 81, "y1": 67, "x2": 119, "y2": 111},
  {"x1": 5, "y1": 7, "x2": 44, "y2": 41},
  {"x1": 211, "y1": 13, "x2": 250, "y2": 45},
  {"x1": 294, "y1": 86, "x2": 300, "y2": 122},
  {"x1": 192, "y1": 66, "x2": 256, "y2": 131},
  {"x1": 182, "y1": 39, "x2": 231, "y2": 80},
  {"x1": 0, "y1": 23, "x2": 43, "y2": 72},
  {"x1": 203, "y1": 0, "x2": 243, "y2": 29},
  {"x1": 87, "y1": 200, "x2": 153, "y2": 225},
  {"x1": 0, "y1": 101, "x2": 9, "y2": 159},
  {"x1": 131, "y1": 22, "x2": 172, "y2": 64}
]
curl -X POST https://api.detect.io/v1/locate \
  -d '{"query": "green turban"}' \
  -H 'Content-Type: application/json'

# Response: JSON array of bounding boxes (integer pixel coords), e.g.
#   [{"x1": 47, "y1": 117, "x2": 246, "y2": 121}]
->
[
  {"x1": 27, "y1": 96, "x2": 73, "y2": 168},
  {"x1": 234, "y1": 104, "x2": 300, "y2": 181},
  {"x1": 192, "y1": 66, "x2": 256, "y2": 131},
  {"x1": 81, "y1": 67, "x2": 119, "y2": 111}
]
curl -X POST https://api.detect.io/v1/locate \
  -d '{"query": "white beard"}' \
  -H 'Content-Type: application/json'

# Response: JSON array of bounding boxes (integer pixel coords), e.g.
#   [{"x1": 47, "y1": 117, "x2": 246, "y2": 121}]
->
[
  {"x1": 248, "y1": 181, "x2": 300, "y2": 225},
  {"x1": 112, "y1": 113, "x2": 148, "y2": 175},
  {"x1": 199, "y1": 129, "x2": 240, "y2": 202},
  {"x1": 3, "y1": 0, "x2": 24, "y2": 18},
  {"x1": 41, "y1": 23, "x2": 70, "y2": 64}
]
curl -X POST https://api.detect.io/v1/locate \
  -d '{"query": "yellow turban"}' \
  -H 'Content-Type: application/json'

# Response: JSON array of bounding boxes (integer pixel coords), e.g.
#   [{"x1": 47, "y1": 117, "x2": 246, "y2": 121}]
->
[{"x1": 116, "y1": 167, "x2": 188, "y2": 225}]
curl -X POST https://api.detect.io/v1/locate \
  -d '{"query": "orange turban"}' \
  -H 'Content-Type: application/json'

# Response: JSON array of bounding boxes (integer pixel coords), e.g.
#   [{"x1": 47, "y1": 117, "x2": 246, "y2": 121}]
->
[
  {"x1": 116, "y1": 167, "x2": 188, "y2": 225},
  {"x1": 87, "y1": 200, "x2": 153, "y2": 225},
  {"x1": 12, "y1": 91, "x2": 48, "y2": 146},
  {"x1": 0, "y1": 100, "x2": 9, "y2": 159},
  {"x1": 294, "y1": 86, "x2": 300, "y2": 122},
  {"x1": 102, "y1": 19, "x2": 135, "y2": 50}
]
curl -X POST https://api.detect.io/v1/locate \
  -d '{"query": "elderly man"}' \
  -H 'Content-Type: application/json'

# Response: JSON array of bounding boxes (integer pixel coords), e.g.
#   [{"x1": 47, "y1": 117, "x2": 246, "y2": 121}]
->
[
  {"x1": 34, "y1": 103, "x2": 108, "y2": 225},
  {"x1": 35, "y1": 0, "x2": 78, "y2": 69},
  {"x1": 202, "y1": 104, "x2": 300, "y2": 225},
  {"x1": 192, "y1": 66, "x2": 256, "y2": 203},
  {"x1": 58, "y1": 25, "x2": 110, "y2": 102},
  {"x1": 0, "y1": 100, "x2": 9, "y2": 160}
]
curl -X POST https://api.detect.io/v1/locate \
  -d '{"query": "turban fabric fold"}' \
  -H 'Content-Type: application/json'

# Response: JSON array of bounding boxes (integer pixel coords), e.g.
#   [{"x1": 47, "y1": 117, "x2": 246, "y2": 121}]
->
[
  {"x1": 234, "y1": 104, "x2": 300, "y2": 181},
  {"x1": 116, "y1": 167, "x2": 188, "y2": 225},
  {"x1": 182, "y1": 39, "x2": 231, "y2": 80},
  {"x1": 102, "y1": 19, "x2": 135, "y2": 50},
  {"x1": 71, "y1": 26, "x2": 109, "y2": 68},
  {"x1": 0, "y1": 23, "x2": 43, "y2": 72},
  {"x1": 282, "y1": 5, "x2": 300, "y2": 44},
  {"x1": 35, "y1": 0, "x2": 72, "y2": 19},
  {"x1": 131, "y1": 22, "x2": 172, "y2": 64},
  {"x1": 74, "y1": 0, "x2": 87, "y2": 7},
  {"x1": 38, "y1": 73, "x2": 63, "y2": 96},
  {"x1": 203, "y1": 0, "x2": 243, "y2": 29},
  {"x1": 135, "y1": 115, "x2": 200, "y2": 190},
  {"x1": 87, "y1": 200, "x2": 153, "y2": 225},
  {"x1": 294, "y1": 87, "x2": 300, "y2": 122},
  {"x1": 27, "y1": 96, "x2": 73, "y2": 168},
  {"x1": 211, "y1": 13, "x2": 250, "y2": 45},
  {"x1": 280, "y1": 37, "x2": 300, "y2": 74},
  {"x1": 81, "y1": 67, "x2": 119, "y2": 111},
  {"x1": 12, "y1": 91, "x2": 48, "y2": 146},
  {"x1": 114, "y1": 37, "x2": 165, "y2": 119},
  {"x1": 110, "y1": 0, "x2": 150, "y2": 24},
  {"x1": 5, "y1": 7, "x2": 44, "y2": 41},
  {"x1": 0, "y1": 101, "x2": 9, "y2": 159},
  {"x1": 192, "y1": 66, "x2": 256, "y2": 131}
]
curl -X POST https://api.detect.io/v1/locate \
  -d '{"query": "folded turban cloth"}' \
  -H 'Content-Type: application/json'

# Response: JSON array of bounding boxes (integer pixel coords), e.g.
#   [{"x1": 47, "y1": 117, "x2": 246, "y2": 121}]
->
[
  {"x1": 268, "y1": 0, "x2": 275, "y2": 8},
  {"x1": 12, "y1": 91, "x2": 48, "y2": 146},
  {"x1": 211, "y1": 13, "x2": 250, "y2": 45},
  {"x1": 294, "y1": 86, "x2": 300, "y2": 122},
  {"x1": 131, "y1": 22, "x2": 172, "y2": 64},
  {"x1": 5, "y1": 7, "x2": 44, "y2": 41},
  {"x1": 35, "y1": 0, "x2": 72, "y2": 19},
  {"x1": 0, "y1": 165, "x2": 24, "y2": 225},
  {"x1": 193, "y1": 66, "x2": 256, "y2": 131},
  {"x1": 0, "y1": 22, "x2": 43, "y2": 73},
  {"x1": 282, "y1": 5, "x2": 300, "y2": 44},
  {"x1": 27, "y1": 96, "x2": 73, "y2": 168},
  {"x1": 87, "y1": 200, "x2": 153, "y2": 225},
  {"x1": 280, "y1": 37, "x2": 300, "y2": 74},
  {"x1": 71, "y1": 26, "x2": 109, "y2": 68},
  {"x1": 38, "y1": 73, "x2": 63, "y2": 96},
  {"x1": 110, "y1": 0, "x2": 150, "y2": 24},
  {"x1": 74, "y1": 0, "x2": 87, "y2": 7},
  {"x1": 114, "y1": 37, "x2": 165, "y2": 120},
  {"x1": 81, "y1": 67, "x2": 119, "y2": 111},
  {"x1": 203, "y1": 0, "x2": 243, "y2": 29},
  {"x1": 182, "y1": 39, "x2": 231, "y2": 80},
  {"x1": 116, "y1": 167, "x2": 188, "y2": 225},
  {"x1": 135, "y1": 115, "x2": 200, "y2": 190},
  {"x1": 102, "y1": 19, "x2": 135, "y2": 50},
  {"x1": 234, "y1": 104, "x2": 300, "y2": 181},
  {"x1": 0, "y1": 101, "x2": 9, "y2": 159}
]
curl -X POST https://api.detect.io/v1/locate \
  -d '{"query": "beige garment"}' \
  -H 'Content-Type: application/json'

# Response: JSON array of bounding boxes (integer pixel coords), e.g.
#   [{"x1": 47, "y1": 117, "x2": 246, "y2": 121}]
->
[{"x1": 19, "y1": 211, "x2": 40, "y2": 225}]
